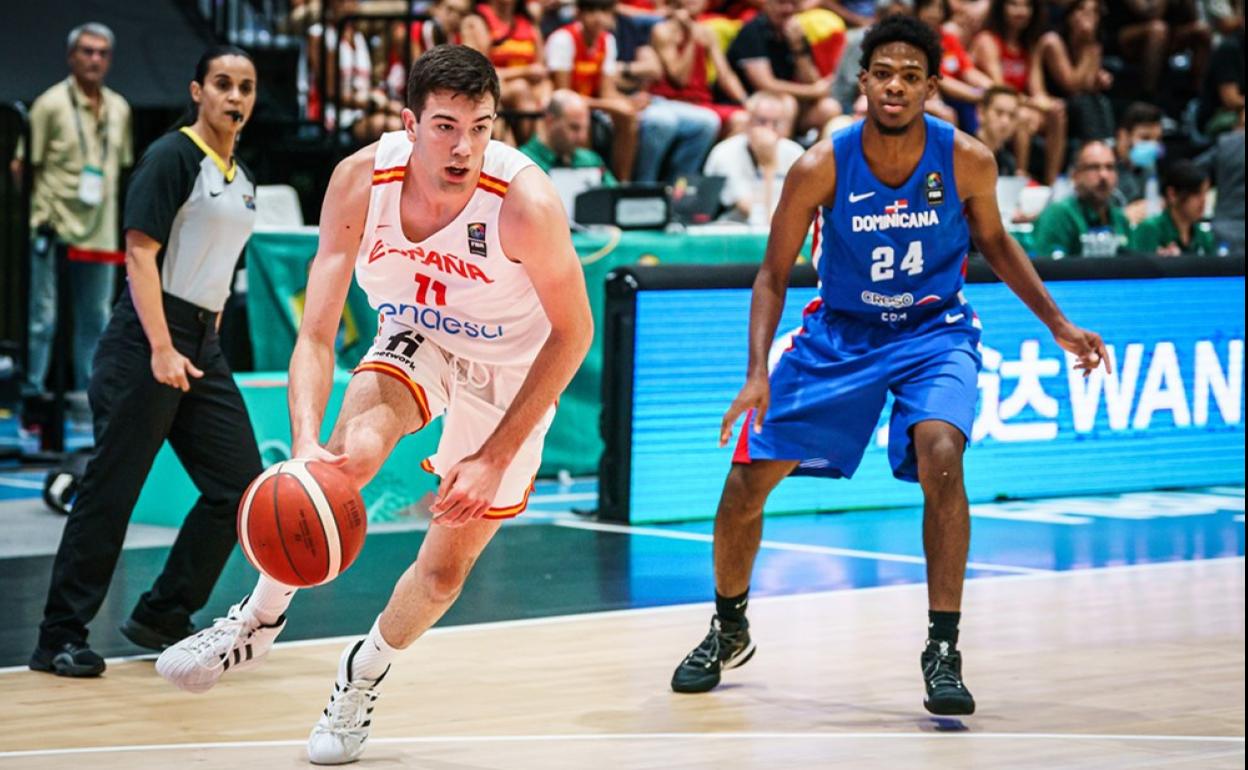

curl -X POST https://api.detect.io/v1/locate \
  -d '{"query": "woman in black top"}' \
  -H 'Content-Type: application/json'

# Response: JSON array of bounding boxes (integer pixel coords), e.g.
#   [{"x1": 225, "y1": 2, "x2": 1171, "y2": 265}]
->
[{"x1": 31, "y1": 46, "x2": 265, "y2": 676}]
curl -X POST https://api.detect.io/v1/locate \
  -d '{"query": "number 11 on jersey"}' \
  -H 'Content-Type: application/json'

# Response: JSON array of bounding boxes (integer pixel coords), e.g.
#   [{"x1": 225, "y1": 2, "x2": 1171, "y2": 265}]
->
[{"x1": 414, "y1": 273, "x2": 448, "y2": 306}]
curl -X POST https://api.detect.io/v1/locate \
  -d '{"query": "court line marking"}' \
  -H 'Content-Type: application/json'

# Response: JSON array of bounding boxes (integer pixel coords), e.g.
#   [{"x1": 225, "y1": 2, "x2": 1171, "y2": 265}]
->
[
  {"x1": 552, "y1": 518, "x2": 1051, "y2": 575},
  {"x1": 0, "y1": 730, "x2": 1242, "y2": 758},
  {"x1": 0, "y1": 478, "x2": 43, "y2": 490},
  {"x1": 0, "y1": 556, "x2": 1238, "y2": 675}
]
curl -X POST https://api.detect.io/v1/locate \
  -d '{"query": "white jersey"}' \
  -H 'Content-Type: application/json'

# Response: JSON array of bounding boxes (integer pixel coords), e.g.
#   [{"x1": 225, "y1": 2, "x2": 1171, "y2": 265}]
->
[{"x1": 355, "y1": 133, "x2": 550, "y2": 365}]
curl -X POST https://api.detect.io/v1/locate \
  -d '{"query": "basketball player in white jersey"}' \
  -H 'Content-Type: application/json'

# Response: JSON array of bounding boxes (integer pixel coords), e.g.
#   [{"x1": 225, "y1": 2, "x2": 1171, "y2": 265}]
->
[{"x1": 156, "y1": 46, "x2": 592, "y2": 764}]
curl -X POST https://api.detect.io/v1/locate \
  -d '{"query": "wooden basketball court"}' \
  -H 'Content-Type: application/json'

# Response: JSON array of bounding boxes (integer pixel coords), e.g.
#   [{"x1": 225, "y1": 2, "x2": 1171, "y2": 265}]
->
[{"x1": 1, "y1": 557, "x2": 1241, "y2": 769}]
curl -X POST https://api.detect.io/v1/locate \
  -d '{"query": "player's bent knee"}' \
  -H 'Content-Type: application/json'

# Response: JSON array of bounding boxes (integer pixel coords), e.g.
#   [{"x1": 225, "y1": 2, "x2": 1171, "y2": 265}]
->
[{"x1": 416, "y1": 564, "x2": 469, "y2": 605}]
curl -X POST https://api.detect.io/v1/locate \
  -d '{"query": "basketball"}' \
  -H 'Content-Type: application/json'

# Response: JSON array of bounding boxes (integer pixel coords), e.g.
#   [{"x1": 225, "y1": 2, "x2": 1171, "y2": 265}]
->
[{"x1": 237, "y1": 460, "x2": 367, "y2": 587}]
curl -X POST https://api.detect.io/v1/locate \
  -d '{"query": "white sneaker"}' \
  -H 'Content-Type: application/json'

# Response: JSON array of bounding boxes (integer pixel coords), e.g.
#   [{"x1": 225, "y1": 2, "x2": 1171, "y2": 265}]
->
[
  {"x1": 155, "y1": 597, "x2": 286, "y2": 694},
  {"x1": 307, "y1": 640, "x2": 389, "y2": 765}
]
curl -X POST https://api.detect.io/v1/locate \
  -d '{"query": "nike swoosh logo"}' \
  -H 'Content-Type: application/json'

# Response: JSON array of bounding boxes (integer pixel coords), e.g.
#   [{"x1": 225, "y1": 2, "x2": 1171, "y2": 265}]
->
[
  {"x1": 849, "y1": 191, "x2": 875, "y2": 203},
  {"x1": 209, "y1": 190, "x2": 223, "y2": 197},
  {"x1": 945, "y1": 313, "x2": 965, "y2": 324}
]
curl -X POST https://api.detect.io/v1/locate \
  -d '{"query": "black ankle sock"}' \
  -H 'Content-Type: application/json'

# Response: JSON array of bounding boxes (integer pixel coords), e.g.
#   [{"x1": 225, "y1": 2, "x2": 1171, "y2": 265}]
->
[
  {"x1": 715, "y1": 590, "x2": 749, "y2": 624},
  {"x1": 928, "y1": 610, "x2": 960, "y2": 646}
]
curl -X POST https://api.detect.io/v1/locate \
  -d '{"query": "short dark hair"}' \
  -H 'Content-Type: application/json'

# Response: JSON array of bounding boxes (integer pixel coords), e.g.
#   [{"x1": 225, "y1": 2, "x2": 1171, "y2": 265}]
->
[
  {"x1": 1119, "y1": 101, "x2": 1163, "y2": 133},
  {"x1": 859, "y1": 15, "x2": 944, "y2": 78},
  {"x1": 406, "y1": 45, "x2": 501, "y2": 117},
  {"x1": 577, "y1": 0, "x2": 617, "y2": 12},
  {"x1": 1162, "y1": 159, "x2": 1207, "y2": 197},
  {"x1": 981, "y1": 84, "x2": 1020, "y2": 109}
]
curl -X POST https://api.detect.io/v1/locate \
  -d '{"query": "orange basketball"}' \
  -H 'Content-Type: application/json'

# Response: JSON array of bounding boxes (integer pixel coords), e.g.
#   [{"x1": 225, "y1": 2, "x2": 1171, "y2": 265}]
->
[{"x1": 237, "y1": 460, "x2": 367, "y2": 587}]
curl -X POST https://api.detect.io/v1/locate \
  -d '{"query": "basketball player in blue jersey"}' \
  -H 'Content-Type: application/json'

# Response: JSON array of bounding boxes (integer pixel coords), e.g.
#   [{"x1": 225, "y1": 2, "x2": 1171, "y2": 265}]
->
[{"x1": 670, "y1": 15, "x2": 1109, "y2": 715}]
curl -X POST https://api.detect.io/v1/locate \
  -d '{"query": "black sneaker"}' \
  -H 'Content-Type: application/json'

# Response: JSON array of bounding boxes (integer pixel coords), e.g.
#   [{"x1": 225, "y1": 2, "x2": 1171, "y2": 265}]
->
[
  {"x1": 119, "y1": 615, "x2": 193, "y2": 651},
  {"x1": 29, "y1": 641, "x2": 106, "y2": 677},
  {"x1": 671, "y1": 616, "x2": 756, "y2": 693},
  {"x1": 921, "y1": 639, "x2": 975, "y2": 715}
]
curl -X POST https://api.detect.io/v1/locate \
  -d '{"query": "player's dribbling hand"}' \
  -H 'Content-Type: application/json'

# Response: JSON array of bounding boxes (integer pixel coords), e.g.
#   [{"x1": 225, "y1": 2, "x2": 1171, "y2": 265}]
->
[
  {"x1": 720, "y1": 375, "x2": 770, "y2": 447},
  {"x1": 1052, "y1": 322, "x2": 1111, "y2": 378},
  {"x1": 430, "y1": 454, "x2": 505, "y2": 527},
  {"x1": 291, "y1": 438, "x2": 349, "y2": 468}
]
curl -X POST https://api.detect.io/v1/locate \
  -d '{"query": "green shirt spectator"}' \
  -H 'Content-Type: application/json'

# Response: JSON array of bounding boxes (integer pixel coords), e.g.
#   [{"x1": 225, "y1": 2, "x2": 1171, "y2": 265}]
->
[
  {"x1": 1132, "y1": 159, "x2": 1218, "y2": 257},
  {"x1": 1031, "y1": 195, "x2": 1133, "y2": 258},
  {"x1": 519, "y1": 136, "x2": 617, "y2": 184},
  {"x1": 1133, "y1": 213, "x2": 1218, "y2": 256},
  {"x1": 1032, "y1": 140, "x2": 1133, "y2": 258}
]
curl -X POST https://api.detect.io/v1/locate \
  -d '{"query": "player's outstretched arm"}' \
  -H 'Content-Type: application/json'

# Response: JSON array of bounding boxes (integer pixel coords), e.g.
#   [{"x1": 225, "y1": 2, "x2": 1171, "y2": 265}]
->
[
  {"x1": 955, "y1": 133, "x2": 1110, "y2": 377},
  {"x1": 288, "y1": 146, "x2": 375, "y2": 461},
  {"x1": 429, "y1": 167, "x2": 594, "y2": 526},
  {"x1": 721, "y1": 142, "x2": 838, "y2": 446}
]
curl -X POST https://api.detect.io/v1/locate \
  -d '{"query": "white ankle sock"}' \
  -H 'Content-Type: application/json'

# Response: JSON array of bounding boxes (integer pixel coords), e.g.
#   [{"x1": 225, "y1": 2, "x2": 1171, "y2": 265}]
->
[
  {"x1": 351, "y1": 617, "x2": 399, "y2": 681},
  {"x1": 245, "y1": 575, "x2": 296, "y2": 626}
]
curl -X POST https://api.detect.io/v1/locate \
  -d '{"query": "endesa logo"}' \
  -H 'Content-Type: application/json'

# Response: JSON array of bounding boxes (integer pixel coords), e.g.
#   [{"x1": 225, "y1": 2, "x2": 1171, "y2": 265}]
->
[
  {"x1": 368, "y1": 240, "x2": 494, "y2": 285},
  {"x1": 376, "y1": 302, "x2": 504, "y2": 340},
  {"x1": 860, "y1": 291, "x2": 943, "y2": 309}
]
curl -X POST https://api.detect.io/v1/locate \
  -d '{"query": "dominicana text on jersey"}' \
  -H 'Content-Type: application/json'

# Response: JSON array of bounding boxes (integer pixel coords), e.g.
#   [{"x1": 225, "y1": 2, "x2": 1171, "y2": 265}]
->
[{"x1": 818, "y1": 115, "x2": 973, "y2": 326}]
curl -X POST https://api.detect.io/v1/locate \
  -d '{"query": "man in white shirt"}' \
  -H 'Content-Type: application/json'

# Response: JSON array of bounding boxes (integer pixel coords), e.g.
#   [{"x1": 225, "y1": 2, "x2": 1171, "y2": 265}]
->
[{"x1": 703, "y1": 91, "x2": 805, "y2": 226}]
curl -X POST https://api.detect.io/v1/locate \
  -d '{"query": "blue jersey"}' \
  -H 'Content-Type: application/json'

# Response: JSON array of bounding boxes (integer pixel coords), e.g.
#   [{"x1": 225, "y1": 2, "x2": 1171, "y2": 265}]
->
[{"x1": 815, "y1": 115, "x2": 971, "y2": 326}]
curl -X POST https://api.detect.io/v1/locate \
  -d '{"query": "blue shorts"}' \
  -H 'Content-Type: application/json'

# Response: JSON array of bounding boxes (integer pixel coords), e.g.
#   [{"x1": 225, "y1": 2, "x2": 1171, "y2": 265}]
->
[{"x1": 734, "y1": 300, "x2": 982, "y2": 482}]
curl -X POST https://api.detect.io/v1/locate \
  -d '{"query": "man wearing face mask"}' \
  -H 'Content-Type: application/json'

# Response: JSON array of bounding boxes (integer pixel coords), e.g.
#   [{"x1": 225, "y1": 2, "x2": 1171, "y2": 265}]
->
[
  {"x1": 1033, "y1": 140, "x2": 1134, "y2": 258},
  {"x1": 1112, "y1": 102, "x2": 1165, "y2": 225}
]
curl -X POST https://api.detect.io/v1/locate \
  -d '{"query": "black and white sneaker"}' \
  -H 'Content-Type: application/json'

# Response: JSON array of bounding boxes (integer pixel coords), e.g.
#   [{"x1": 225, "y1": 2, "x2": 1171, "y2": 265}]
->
[
  {"x1": 921, "y1": 639, "x2": 976, "y2": 715},
  {"x1": 307, "y1": 639, "x2": 389, "y2": 765},
  {"x1": 156, "y1": 597, "x2": 286, "y2": 694},
  {"x1": 671, "y1": 616, "x2": 756, "y2": 693}
]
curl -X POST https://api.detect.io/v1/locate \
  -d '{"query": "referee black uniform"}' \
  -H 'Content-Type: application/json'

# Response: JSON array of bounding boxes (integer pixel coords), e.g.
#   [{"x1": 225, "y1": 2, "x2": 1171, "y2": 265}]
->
[{"x1": 32, "y1": 127, "x2": 264, "y2": 675}]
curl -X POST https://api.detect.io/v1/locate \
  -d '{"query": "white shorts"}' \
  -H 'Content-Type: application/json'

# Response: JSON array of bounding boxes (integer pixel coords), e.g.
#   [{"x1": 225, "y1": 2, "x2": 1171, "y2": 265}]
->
[{"x1": 354, "y1": 315, "x2": 553, "y2": 518}]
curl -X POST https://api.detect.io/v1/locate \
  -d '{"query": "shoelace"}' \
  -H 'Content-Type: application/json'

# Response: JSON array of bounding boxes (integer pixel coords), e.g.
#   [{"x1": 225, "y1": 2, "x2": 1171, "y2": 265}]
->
[
  {"x1": 186, "y1": 613, "x2": 248, "y2": 665},
  {"x1": 326, "y1": 681, "x2": 380, "y2": 731},
  {"x1": 684, "y1": 619, "x2": 745, "y2": 669},
  {"x1": 924, "y1": 645, "x2": 964, "y2": 690}
]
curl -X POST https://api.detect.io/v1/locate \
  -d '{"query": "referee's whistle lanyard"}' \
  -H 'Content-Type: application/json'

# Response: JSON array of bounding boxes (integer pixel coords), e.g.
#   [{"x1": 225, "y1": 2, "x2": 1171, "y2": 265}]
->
[{"x1": 61, "y1": 78, "x2": 109, "y2": 242}]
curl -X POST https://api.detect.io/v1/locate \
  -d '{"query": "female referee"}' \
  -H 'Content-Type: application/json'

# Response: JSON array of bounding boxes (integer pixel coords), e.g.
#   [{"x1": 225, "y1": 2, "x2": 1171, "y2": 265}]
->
[{"x1": 31, "y1": 46, "x2": 264, "y2": 677}]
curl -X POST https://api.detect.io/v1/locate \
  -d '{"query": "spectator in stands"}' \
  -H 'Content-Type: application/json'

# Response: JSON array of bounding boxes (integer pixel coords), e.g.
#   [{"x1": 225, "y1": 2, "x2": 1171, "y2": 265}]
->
[
  {"x1": 1201, "y1": 0, "x2": 1243, "y2": 36},
  {"x1": 831, "y1": 0, "x2": 913, "y2": 115},
  {"x1": 1133, "y1": 159, "x2": 1218, "y2": 256},
  {"x1": 1198, "y1": 107, "x2": 1245, "y2": 252},
  {"x1": 972, "y1": 0, "x2": 1066, "y2": 183},
  {"x1": 304, "y1": 0, "x2": 404, "y2": 142},
  {"x1": 650, "y1": 0, "x2": 751, "y2": 135},
  {"x1": 1198, "y1": 24, "x2": 1244, "y2": 137},
  {"x1": 546, "y1": 0, "x2": 640, "y2": 179},
  {"x1": 387, "y1": 0, "x2": 492, "y2": 101},
  {"x1": 1113, "y1": 102, "x2": 1165, "y2": 224},
  {"x1": 703, "y1": 91, "x2": 804, "y2": 226},
  {"x1": 948, "y1": 0, "x2": 990, "y2": 42},
  {"x1": 820, "y1": 0, "x2": 878, "y2": 27},
  {"x1": 479, "y1": 0, "x2": 552, "y2": 144},
  {"x1": 19, "y1": 22, "x2": 133, "y2": 398},
  {"x1": 916, "y1": 0, "x2": 994, "y2": 130},
  {"x1": 520, "y1": 88, "x2": 618, "y2": 182},
  {"x1": 1032, "y1": 141, "x2": 1134, "y2": 258},
  {"x1": 726, "y1": 0, "x2": 842, "y2": 139},
  {"x1": 977, "y1": 85, "x2": 1020, "y2": 175},
  {"x1": 1107, "y1": 0, "x2": 1211, "y2": 98},
  {"x1": 1034, "y1": 0, "x2": 1114, "y2": 145}
]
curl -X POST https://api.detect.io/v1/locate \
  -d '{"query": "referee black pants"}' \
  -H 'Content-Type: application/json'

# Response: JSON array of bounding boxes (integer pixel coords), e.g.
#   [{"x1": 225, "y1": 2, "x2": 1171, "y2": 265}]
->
[{"x1": 38, "y1": 291, "x2": 263, "y2": 650}]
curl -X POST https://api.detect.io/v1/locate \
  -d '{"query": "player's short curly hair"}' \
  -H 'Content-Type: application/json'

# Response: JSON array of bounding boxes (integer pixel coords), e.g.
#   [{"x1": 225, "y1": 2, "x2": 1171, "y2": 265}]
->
[
  {"x1": 859, "y1": 15, "x2": 944, "y2": 79},
  {"x1": 406, "y1": 45, "x2": 501, "y2": 117}
]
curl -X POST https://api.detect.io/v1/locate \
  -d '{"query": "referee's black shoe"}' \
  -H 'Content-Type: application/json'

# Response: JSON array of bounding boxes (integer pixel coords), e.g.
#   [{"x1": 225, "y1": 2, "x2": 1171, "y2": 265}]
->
[
  {"x1": 671, "y1": 616, "x2": 756, "y2": 693},
  {"x1": 120, "y1": 615, "x2": 194, "y2": 652},
  {"x1": 921, "y1": 639, "x2": 976, "y2": 715},
  {"x1": 29, "y1": 641, "x2": 105, "y2": 677}
]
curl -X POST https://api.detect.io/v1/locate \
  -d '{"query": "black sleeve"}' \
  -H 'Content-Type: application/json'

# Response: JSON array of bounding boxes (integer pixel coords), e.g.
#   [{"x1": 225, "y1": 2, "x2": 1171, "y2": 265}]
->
[
  {"x1": 1211, "y1": 37, "x2": 1244, "y2": 89},
  {"x1": 123, "y1": 132, "x2": 199, "y2": 245},
  {"x1": 727, "y1": 20, "x2": 767, "y2": 66}
]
